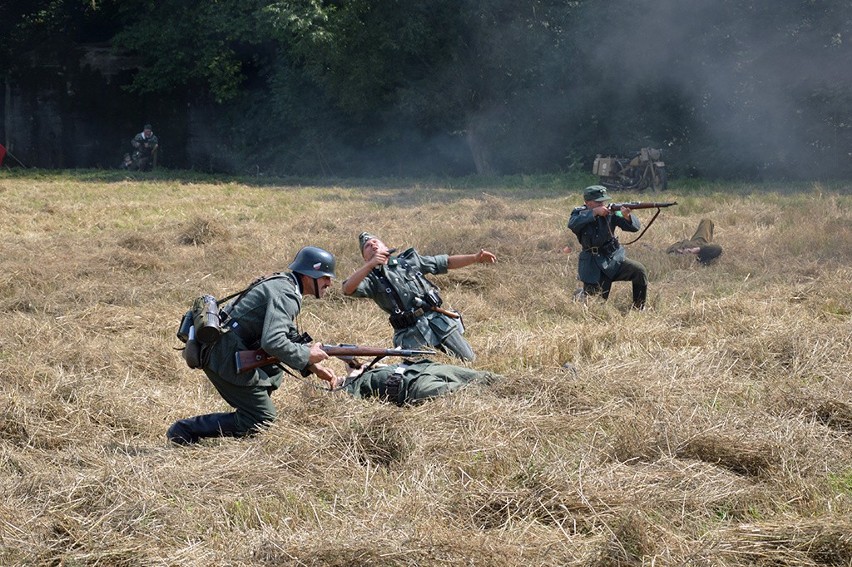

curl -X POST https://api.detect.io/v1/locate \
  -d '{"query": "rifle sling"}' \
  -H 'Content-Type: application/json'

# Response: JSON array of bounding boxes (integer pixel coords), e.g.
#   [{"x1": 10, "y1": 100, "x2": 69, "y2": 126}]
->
[{"x1": 621, "y1": 207, "x2": 663, "y2": 246}]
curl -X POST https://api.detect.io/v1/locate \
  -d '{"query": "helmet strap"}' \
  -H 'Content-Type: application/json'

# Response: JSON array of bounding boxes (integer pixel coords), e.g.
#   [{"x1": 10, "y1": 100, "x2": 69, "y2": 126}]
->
[
  {"x1": 312, "y1": 277, "x2": 321, "y2": 299},
  {"x1": 293, "y1": 272, "x2": 305, "y2": 295}
]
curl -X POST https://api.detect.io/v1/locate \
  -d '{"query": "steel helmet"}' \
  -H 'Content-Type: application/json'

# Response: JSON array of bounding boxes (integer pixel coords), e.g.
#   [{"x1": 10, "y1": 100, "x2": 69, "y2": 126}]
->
[{"x1": 288, "y1": 246, "x2": 336, "y2": 279}]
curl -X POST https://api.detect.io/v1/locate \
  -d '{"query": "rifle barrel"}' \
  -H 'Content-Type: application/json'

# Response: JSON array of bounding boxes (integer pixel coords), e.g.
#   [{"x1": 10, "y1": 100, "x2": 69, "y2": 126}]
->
[
  {"x1": 610, "y1": 201, "x2": 677, "y2": 210},
  {"x1": 235, "y1": 344, "x2": 435, "y2": 373}
]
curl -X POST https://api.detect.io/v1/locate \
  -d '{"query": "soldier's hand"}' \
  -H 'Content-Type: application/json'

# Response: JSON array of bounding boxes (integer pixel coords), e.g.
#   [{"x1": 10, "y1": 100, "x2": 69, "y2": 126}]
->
[
  {"x1": 619, "y1": 206, "x2": 632, "y2": 219},
  {"x1": 593, "y1": 205, "x2": 610, "y2": 217},
  {"x1": 309, "y1": 363, "x2": 338, "y2": 388},
  {"x1": 307, "y1": 342, "x2": 330, "y2": 364},
  {"x1": 370, "y1": 248, "x2": 391, "y2": 267},
  {"x1": 476, "y1": 249, "x2": 497, "y2": 263}
]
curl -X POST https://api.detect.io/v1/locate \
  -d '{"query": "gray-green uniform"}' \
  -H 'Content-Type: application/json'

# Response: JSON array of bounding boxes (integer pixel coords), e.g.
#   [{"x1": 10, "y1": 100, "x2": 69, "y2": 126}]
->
[
  {"x1": 348, "y1": 247, "x2": 474, "y2": 361},
  {"x1": 342, "y1": 359, "x2": 499, "y2": 405},
  {"x1": 131, "y1": 126, "x2": 158, "y2": 170},
  {"x1": 568, "y1": 185, "x2": 647, "y2": 309},
  {"x1": 207, "y1": 274, "x2": 309, "y2": 423},
  {"x1": 168, "y1": 246, "x2": 336, "y2": 445}
]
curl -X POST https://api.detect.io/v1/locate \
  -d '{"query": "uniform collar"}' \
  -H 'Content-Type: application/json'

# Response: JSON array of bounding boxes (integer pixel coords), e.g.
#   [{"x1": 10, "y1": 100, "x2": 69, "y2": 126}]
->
[{"x1": 288, "y1": 272, "x2": 303, "y2": 298}]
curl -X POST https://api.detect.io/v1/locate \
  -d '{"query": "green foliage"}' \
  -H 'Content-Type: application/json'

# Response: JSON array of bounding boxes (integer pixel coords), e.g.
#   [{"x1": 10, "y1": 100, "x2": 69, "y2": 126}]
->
[
  {"x1": 112, "y1": 0, "x2": 276, "y2": 102},
  {"x1": 4, "y1": 0, "x2": 852, "y2": 178}
]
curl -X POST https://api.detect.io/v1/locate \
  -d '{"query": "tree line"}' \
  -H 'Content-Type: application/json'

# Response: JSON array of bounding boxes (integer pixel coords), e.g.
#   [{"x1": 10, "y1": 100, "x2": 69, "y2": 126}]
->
[{"x1": 2, "y1": 0, "x2": 850, "y2": 178}]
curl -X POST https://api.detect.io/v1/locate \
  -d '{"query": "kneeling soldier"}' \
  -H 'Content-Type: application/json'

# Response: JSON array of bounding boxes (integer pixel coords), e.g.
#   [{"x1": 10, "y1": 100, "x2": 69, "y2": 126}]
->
[
  {"x1": 568, "y1": 185, "x2": 648, "y2": 309},
  {"x1": 167, "y1": 246, "x2": 338, "y2": 445}
]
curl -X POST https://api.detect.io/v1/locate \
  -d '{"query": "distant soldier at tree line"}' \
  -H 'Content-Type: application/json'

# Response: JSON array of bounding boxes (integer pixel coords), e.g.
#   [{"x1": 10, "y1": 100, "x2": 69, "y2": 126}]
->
[
  {"x1": 128, "y1": 123, "x2": 159, "y2": 171},
  {"x1": 568, "y1": 185, "x2": 648, "y2": 309},
  {"x1": 342, "y1": 232, "x2": 497, "y2": 361}
]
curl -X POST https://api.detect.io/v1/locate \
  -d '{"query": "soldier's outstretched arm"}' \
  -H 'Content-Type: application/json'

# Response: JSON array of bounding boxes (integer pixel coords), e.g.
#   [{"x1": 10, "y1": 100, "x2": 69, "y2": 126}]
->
[{"x1": 447, "y1": 249, "x2": 496, "y2": 269}]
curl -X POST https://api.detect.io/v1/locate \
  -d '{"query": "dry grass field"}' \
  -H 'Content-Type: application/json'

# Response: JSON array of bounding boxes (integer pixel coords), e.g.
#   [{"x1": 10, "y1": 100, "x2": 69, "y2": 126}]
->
[{"x1": 0, "y1": 170, "x2": 850, "y2": 566}]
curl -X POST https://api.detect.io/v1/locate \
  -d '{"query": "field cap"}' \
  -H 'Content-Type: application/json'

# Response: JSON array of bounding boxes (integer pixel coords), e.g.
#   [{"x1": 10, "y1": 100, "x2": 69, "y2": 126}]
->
[
  {"x1": 143, "y1": 123, "x2": 152, "y2": 130},
  {"x1": 583, "y1": 185, "x2": 610, "y2": 202},
  {"x1": 358, "y1": 231, "x2": 378, "y2": 251}
]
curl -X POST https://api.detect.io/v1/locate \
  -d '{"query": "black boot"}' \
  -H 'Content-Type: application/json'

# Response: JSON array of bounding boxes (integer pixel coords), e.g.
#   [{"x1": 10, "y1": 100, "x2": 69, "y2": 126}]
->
[
  {"x1": 632, "y1": 284, "x2": 647, "y2": 310},
  {"x1": 167, "y1": 412, "x2": 242, "y2": 445}
]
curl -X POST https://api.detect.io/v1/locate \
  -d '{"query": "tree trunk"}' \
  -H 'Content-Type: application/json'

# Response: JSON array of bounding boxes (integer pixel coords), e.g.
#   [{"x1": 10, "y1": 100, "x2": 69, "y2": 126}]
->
[{"x1": 465, "y1": 125, "x2": 495, "y2": 175}]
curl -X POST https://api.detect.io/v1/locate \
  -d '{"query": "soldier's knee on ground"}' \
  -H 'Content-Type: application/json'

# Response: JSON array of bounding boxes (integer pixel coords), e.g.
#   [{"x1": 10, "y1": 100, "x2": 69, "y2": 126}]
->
[{"x1": 167, "y1": 412, "x2": 242, "y2": 445}]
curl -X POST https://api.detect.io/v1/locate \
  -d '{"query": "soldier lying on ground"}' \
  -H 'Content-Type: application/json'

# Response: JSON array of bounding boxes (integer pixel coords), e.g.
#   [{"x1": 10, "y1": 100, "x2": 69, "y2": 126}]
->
[
  {"x1": 666, "y1": 218, "x2": 723, "y2": 265},
  {"x1": 334, "y1": 358, "x2": 501, "y2": 405}
]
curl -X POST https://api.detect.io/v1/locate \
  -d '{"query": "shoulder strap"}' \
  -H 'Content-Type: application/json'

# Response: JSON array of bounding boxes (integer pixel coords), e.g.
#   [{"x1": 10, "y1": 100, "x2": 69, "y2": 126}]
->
[
  {"x1": 621, "y1": 208, "x2": 662, "y2": 246},
  {"x1": 375, "y1": 266, "x2": 407, "y2": 313},
  {"x1": 218, "y1": 272, "x2": 290, "y2": 307}
]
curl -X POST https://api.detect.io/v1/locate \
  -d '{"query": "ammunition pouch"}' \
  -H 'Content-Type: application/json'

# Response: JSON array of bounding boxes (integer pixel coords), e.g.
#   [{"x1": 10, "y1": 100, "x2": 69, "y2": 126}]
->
[
  {"x1": 382, "y1": 365, "x2": 407, "y2": 405},
  {"x1": 389, "y1": 310, "x2": 420, "y2": 330},
  {"x1": 288, "y1": 330, "x2": 313, "y2": 345},
  {"x1": 384, "y1": 374, "x2": 402, "y2": 405}
]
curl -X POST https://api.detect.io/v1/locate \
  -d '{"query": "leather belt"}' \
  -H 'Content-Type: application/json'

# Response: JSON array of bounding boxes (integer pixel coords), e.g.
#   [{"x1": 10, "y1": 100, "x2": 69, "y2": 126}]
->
[{"x1": 584, "y1": 240, "x2": 618, "y2": 256}]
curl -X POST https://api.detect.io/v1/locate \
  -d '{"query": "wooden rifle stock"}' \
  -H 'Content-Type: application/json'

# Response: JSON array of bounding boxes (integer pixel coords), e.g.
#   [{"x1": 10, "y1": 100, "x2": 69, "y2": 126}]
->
[
  {"x1": 235, "y1": 344, "x2": 436, "y2": 374},
  {"x1": 609, "y1": 201, "x2": 677, "y2": 210},
  {"x1": 430, "y1": 306, "x2": 460, "y2": 319}
]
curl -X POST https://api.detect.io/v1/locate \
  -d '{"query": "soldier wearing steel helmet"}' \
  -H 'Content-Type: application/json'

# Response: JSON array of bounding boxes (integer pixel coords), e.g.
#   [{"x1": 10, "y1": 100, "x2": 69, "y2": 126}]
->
[
  {"x1": 568, "y1": 185, "x2": 648, "y2": 309},
  {"x1": 167, "y1": 246, "x2": 338, "y2": 445}
]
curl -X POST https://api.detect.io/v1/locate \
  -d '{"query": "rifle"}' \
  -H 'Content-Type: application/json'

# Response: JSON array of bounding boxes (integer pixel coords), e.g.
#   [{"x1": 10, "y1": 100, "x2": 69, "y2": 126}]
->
[
  {"x1": 607, "y1": 201, "x2": 677, "y2": 245},
  {"x1": 235, "y1": 344, "x2": 436, "y2": 374},
  {"x1": 608, "y1": 201, "x2": 677, "y2": 211}
]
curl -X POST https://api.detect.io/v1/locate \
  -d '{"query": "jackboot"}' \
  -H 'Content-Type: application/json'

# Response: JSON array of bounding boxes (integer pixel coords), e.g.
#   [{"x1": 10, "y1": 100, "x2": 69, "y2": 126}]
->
[
  {"x1": 166, "y1": 412, "x2": 242, "y2": 445},
  {"x1": 632, "y1": 284, "x2": 647, "y2": 310}
]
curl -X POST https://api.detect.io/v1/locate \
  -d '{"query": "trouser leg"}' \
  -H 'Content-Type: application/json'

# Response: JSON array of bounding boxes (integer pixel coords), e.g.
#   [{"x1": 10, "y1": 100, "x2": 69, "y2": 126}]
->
[
  {"x1": 439, "y1": 330, "x2": 475, "y2": 362},
  {"x1": 394, "y1": 320, "x2": 475, "y2": 362},
  {"x1": 404, "y1": 363, "x2": 496, "y2": 403},
  {"x1": 203, "y1": 369, "x2": 279, "y2": 435},
  {"x1": 613, "y1": 258, "x2": 648, "y2": 309},
  {"x1": 583, "y1": 278, "x2": 613, "y2": 301},
  {"x1": 690, "y1": 219, "x2": 714, "y2": 244},
  {"x1": 585, "y1": 259, "x2": 648, "y2": 308},
  {"x1": 167, "y1": 412, "x2": 241, "y2": 445}
]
